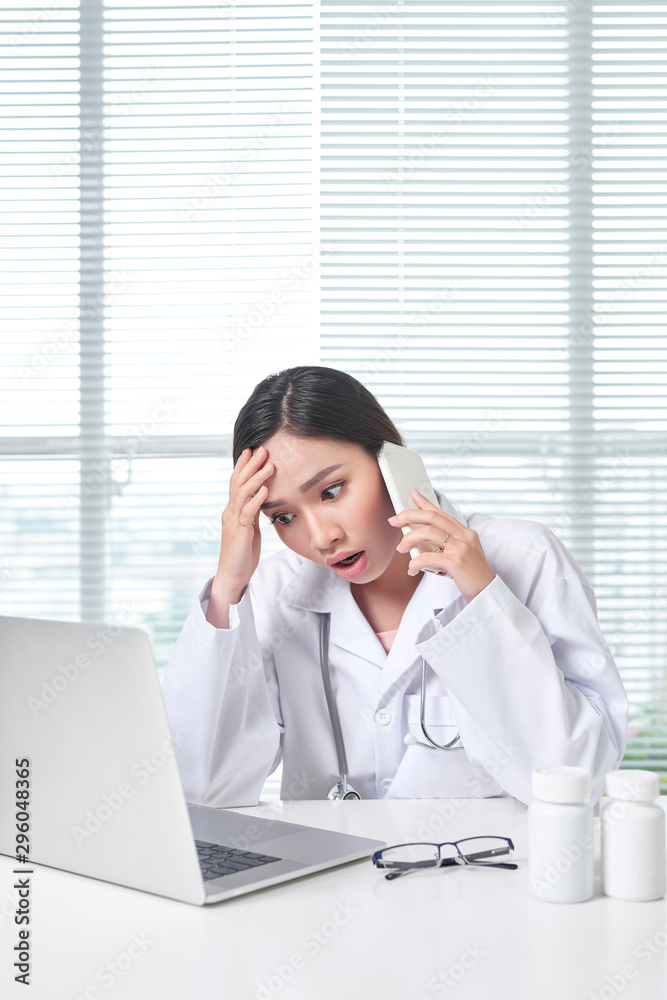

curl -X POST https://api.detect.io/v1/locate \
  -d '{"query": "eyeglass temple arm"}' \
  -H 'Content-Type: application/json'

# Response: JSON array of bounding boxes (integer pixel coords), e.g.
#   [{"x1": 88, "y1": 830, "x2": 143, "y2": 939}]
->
[
  {"x1": 381, "y1": 857, "x2": 470, "y2": 881},
  {"x1": 456, "y1": 845, "x2": 518, "y2": 869},
  {"x1": 384, "y1": 858, "x2": 517, "y2": 880}
]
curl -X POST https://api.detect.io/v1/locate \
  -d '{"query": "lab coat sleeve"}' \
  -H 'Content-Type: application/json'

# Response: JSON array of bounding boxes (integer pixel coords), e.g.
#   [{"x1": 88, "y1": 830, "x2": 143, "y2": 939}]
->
[
  {"x1": 161, "y1": 579, "x2": 282, "y2": 807},
  {"x1": 416, "y1": 573, "x2": 629, "y2": 805}
]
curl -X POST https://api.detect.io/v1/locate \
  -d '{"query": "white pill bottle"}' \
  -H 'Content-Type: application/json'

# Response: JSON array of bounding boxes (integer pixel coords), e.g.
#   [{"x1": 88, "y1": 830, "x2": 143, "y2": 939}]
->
[
  {"x1": 528, "y1": 765, "x2": 594, "y2": 903},
  {"x1": 601, "y1": 769, "x2": 665, "y2": 901}
]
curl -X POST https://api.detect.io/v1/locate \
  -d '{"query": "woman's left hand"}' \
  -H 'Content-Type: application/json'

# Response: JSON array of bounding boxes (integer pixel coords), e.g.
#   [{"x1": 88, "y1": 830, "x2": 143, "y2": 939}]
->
[{"x1": 388, "y1": 490, "x2": 496, "y2": 603}]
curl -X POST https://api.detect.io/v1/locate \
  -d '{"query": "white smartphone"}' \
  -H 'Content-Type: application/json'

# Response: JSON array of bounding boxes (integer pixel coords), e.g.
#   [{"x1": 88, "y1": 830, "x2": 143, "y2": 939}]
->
[{"x1": 377, "y1": 441, "x2": 440, "y2": 571}]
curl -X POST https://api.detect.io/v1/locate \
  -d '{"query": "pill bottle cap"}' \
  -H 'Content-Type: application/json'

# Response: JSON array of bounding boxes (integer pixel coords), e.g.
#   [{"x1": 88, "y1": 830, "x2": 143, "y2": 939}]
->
[
  {"x1": 532, "y1": 766, "x2": 591, "y2": 804},
  {"x1": 605, "y1": 769, "x2": 660, "y2": 802}
]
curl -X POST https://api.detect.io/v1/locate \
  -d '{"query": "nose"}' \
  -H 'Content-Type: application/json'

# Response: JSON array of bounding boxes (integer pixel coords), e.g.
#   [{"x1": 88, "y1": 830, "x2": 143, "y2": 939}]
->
[{"x1": 302, "y1": 508, "x2": 343, "y2": 553}]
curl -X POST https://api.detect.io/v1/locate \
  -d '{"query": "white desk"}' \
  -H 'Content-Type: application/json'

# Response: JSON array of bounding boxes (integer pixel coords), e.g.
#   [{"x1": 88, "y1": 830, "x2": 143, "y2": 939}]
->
[{"x1": 1, "y1": 798, "x2": 666, "y2": 1000}]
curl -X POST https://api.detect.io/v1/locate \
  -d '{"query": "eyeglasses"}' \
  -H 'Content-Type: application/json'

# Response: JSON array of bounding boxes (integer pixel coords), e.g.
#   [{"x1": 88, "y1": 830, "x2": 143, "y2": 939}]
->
[{"x1": 372, "y1": 836, "x2": 517, "y2": 880}]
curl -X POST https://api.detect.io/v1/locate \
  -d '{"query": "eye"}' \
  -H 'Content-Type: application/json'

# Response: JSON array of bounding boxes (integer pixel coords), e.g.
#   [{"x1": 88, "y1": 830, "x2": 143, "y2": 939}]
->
[
  {"x1": 268, "y1": 480, "x2": 346, "y2": 527},
  {"x1": 321, "y1": 481, "x2": 345, "y2": 501},
  {"x1": 269, "y1": 511, "x2": 295, "y2": 526}
]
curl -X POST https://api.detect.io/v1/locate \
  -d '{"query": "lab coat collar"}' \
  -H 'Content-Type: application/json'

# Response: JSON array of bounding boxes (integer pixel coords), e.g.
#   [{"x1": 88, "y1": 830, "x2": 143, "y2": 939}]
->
[
  {"x1": 275, "y1": 490, "x2": 468, "y2": 680},
  {"x1": 381, "y1": 489, "x2": 468, "y2": 690},
  {"x1": 276, "y1": 554, "x2": 347, "y2": 615},
  {"x1": 277, "y1": 557, "x2": 387, "y2": 667},
  {"x1": 381, "y1": 568, "x2": 463, "y2": 693}
]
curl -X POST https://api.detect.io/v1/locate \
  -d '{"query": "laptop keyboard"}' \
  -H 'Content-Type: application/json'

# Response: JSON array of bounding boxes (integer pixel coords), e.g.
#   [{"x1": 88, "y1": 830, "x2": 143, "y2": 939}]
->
[{"x1": 195, "y1": 840, "x2": 282, "y2": 881}]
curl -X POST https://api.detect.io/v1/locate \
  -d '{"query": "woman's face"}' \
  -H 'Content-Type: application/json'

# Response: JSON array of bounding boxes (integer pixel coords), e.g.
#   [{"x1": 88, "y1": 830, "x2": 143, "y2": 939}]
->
[{"x1": 258, "y1": 431, "x2": 406, "y2": 584}]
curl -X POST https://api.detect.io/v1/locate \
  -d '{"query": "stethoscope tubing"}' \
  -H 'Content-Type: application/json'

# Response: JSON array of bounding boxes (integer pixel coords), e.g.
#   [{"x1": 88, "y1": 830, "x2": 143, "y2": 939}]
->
[
  {"x1": 416, "y1": 655, "x2": 464, "y2": 751},
  {"x1": 319, "y1": 612, "x2": 358, "y2": 798},
  {"x1": 319, "y1": 612, "x2": 463, "y2": 800}
]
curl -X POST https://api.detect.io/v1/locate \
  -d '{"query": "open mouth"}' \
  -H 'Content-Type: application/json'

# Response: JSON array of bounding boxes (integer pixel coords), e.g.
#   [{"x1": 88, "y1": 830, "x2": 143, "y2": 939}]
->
[{"x1": 335, "y1": 551, "x2": 363, "y2": 567}]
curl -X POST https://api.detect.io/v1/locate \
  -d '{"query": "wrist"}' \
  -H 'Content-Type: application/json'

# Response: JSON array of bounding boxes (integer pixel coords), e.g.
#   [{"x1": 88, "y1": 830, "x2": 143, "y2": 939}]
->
[
  {"x1": 206, "y1": 577, "x2": 247, "y2": 628},
  {"x1": 462, "y1": 570, "x2": 496, "y2": 604},
  {"x1": 209, "y1": 576, "x2": 246, "y2": 607}
]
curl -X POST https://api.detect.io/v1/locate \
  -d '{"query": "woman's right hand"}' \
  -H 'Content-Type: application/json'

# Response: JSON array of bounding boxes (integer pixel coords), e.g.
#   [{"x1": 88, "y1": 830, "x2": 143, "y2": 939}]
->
[{"x1": 207, "y1": 446, "x2": 274, "y2": 624}]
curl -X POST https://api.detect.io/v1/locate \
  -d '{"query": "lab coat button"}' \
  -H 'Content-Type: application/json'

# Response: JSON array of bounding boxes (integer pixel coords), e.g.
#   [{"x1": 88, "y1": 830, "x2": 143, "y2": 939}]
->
[
  {"x1": 374, "y1": 709, "x2": 391, "y2": 726},
  {"x1": 380, "y1": 777, "x2": 393, "y2": 790}
]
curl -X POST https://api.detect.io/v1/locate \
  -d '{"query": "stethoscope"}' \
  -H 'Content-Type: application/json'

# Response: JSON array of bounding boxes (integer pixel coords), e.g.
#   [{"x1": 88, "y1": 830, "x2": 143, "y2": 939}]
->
[{"x1": 319, "y1": 613, "x2": 464, "y2": 801}]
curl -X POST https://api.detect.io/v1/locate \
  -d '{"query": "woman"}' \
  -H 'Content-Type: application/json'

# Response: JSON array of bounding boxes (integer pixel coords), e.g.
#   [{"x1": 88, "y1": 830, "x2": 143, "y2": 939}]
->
[{"x1": 163, "y1": 366, "x2": 628, "y2": 805}]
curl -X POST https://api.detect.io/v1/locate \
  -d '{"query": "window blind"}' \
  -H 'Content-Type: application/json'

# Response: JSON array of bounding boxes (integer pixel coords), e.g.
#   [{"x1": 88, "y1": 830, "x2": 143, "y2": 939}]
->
[
  {"x1": 1, "y1": 1, "x2": 666, "y2": 783},
  {"x1": 1, "y1": 1, "x2": 317, "y2": 681},
  {"x1": 0, "y1": 0, "x2": 81, "y2": 613},
  {"x1": 589, "y1": 1, "x2": 667, "y2": 773},
  {"x1": 318, "y1": 0, "x2": 667, "y2": 778}
]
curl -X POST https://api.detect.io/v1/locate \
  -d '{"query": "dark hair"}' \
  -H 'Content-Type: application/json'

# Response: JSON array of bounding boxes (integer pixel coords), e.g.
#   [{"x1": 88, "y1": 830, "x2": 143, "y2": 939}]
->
[{"x1": 233, "y1": 366, "x2": 403, "y2": 464}]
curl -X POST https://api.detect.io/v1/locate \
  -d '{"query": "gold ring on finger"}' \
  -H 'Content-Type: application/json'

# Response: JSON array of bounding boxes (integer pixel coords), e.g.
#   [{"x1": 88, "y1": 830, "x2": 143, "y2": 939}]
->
[
  {"x1": 435, "y1": 534, "x2": 449, "y2": 554},
  {"x1": 240, "y1": 519, "x2": 256, "y2": 527}
]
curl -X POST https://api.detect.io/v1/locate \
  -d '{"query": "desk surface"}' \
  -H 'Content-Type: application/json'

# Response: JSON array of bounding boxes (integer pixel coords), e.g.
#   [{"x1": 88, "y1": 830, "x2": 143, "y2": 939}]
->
[{"x1": 1, "y1": 797, "x2": 666, "y2": 1000}]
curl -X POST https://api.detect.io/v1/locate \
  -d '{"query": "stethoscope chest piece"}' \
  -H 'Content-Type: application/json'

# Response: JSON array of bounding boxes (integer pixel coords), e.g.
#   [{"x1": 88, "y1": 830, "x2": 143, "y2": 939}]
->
[{"x1": 327, "y1": 781, "x2": 361, "y2": 801}]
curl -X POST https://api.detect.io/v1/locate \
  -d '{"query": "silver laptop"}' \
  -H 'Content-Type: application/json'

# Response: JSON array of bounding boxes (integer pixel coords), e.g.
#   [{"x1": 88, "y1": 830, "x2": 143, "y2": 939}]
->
[{"x1": 0, "y1": 614, "x2": 384, "y2": 905}]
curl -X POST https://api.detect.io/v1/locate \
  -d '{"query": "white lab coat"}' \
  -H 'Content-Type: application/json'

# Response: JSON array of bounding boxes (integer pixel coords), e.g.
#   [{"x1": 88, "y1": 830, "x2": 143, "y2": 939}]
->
[{"x1": 162, "y1": 492, "x2": 628, "y2": 806}]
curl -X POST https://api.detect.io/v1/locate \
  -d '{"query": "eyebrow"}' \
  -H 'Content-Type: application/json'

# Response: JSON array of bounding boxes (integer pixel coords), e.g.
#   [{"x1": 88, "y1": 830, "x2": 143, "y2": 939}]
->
[{"x1": 259, "y1": 464, "x2": 343, "y2": 511}]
